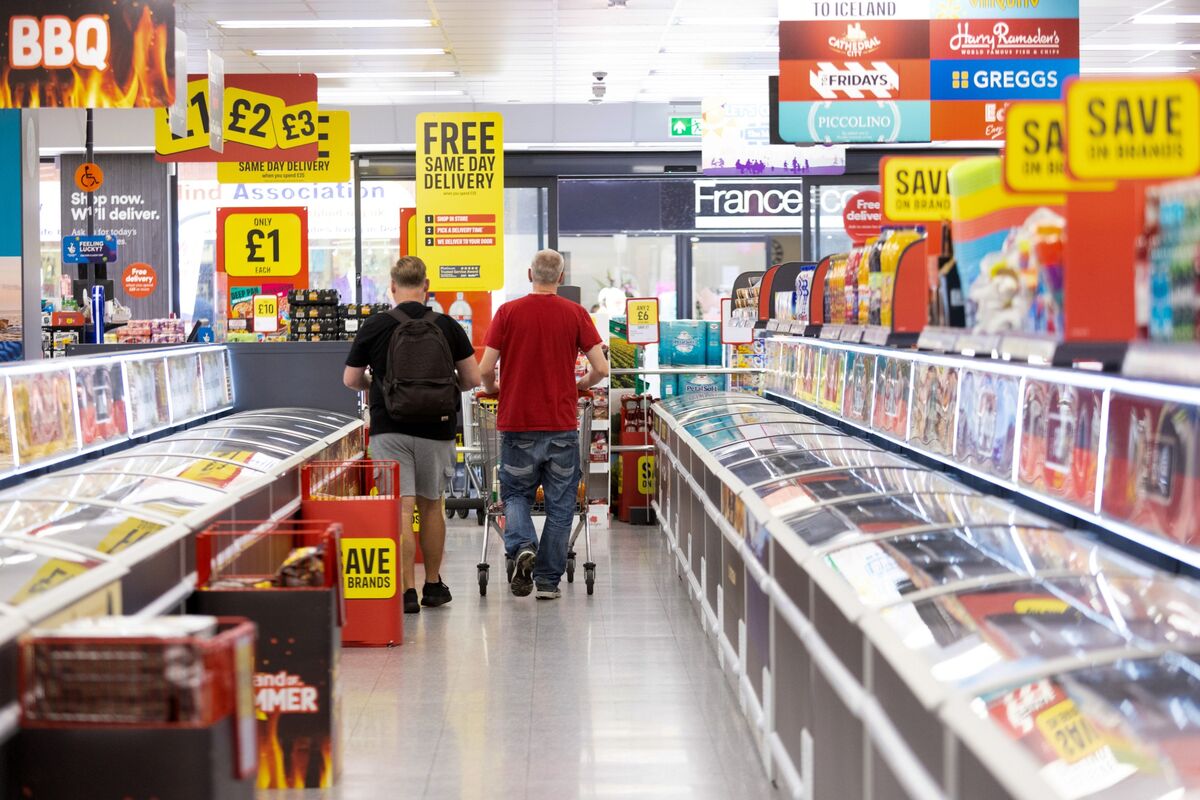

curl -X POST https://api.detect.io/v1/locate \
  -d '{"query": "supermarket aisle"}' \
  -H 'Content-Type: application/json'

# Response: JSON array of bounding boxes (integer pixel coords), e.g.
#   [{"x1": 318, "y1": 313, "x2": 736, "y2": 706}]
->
[{"x1": 268, "y1": 520, "x2": 776, "y2": 800}]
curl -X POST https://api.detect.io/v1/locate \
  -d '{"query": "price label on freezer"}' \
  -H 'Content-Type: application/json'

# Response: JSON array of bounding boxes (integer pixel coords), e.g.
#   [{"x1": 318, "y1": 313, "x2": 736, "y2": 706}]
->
[
  {"x1": 222, "y1": 211, "x2": 304, "y2": 277},
  {"x1": 253, "y1": 294, "x2": 279, "y2": 333},
  {"x1": 1035, "y1": 700, "x2": 1104, "y2": 764},
  {"x1": 626, "y1": 298, "x2": 660, "y2": 346},
  {"x1": 637, "y1": 456, "x2": 656, "y2": 495}
]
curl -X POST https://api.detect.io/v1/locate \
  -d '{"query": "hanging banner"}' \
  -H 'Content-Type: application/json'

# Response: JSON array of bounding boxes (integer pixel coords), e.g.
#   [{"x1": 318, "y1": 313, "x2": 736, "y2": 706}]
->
[
  {"x1": 218, "y1": 111, "x2": 350, "y2": 184},
  {"x1": 216, "y1": 206, "x2": 309, "y2": 320},
  {"x1": 1065, "y1": 77, "x2": 1200, "y2": 181},
  {"x1": 701, "y1": 95, "x2": 846, "y2": 176},
  {"x1": 0, "y1": 0, "x2": 176, "y2": 109},
  {"x1": 415, "y1": 112, "x2": 505, "y2": 292},
  {"x1": 881, "y1": 156, "x2": 959, "y2": 221},
  {"x1": 1003, "y1": 102, "x2": 1114, "y2": 193},
  {"x1": 154, "y1": 73, "x2": 319, "y2": 163}
]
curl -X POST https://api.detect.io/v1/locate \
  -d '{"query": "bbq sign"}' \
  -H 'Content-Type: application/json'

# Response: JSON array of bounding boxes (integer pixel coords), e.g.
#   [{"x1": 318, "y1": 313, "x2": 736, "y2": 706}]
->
[
  {"x1": 1065, "y1": 77, "x2": 1200, "y2": 181},
  {"x1": 1, "y1": 1, "x2": 176, "y2": 109}
]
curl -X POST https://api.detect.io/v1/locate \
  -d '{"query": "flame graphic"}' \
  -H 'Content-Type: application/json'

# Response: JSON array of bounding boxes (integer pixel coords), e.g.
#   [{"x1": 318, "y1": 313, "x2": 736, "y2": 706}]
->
[
  {"x1": 257, "y1": 713, "x2": 334, "y2": 789},
  {"x1": 0, "y1": 7, "x2": 172, "y2": 109}
]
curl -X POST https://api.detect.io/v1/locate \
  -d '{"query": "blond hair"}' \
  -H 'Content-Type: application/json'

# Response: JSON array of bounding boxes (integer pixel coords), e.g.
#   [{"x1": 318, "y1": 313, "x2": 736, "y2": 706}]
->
[
  {"x1": 530, "y1": 249, "x2": 565, "y2": 284},
  {"x1": 391, "y1": 256, "x2": 427, "y2": 288}
]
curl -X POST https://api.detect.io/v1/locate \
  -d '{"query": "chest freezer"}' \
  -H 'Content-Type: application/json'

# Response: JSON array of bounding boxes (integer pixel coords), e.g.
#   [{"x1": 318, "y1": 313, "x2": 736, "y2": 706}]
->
[{"x1": 710, "y1": 432, "x2": 858, "y2": 466}]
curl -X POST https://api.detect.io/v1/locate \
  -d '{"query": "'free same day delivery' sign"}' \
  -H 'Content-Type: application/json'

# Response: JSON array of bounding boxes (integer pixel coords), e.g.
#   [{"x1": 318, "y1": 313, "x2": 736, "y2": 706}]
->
[{"x1": 415, "y1": 112, "x2": 505, "y2": 292}]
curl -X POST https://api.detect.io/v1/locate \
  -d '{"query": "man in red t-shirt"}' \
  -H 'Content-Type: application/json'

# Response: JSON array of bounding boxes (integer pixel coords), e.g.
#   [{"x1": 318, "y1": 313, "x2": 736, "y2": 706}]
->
[{"x1": 480, "y1": 250, "x2": 608, "y2": 599}]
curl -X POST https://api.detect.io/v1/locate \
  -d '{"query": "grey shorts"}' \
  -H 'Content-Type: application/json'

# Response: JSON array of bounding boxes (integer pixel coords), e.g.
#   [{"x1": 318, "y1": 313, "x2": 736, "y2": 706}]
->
[{"x1": 369, "y1": 433, "x2": 455, "y2": 499}]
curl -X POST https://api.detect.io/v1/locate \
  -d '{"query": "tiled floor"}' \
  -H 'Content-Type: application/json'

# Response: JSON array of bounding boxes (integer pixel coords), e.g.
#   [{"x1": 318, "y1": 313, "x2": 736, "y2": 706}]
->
[{"x1": 265, "y1": 518, "x2": 777, "y2": 800}]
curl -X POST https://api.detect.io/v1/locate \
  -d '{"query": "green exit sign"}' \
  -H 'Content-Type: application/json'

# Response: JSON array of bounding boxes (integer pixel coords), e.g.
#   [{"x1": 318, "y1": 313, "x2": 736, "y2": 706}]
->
[{"x1": 669, "y1": 116, "x2": 701, "y2": 137}]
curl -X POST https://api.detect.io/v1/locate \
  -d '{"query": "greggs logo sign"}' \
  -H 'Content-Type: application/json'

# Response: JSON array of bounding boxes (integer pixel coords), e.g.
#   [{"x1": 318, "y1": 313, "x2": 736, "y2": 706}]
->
[{"x1": 8, "y1": 15, "x2": 111, "y2": 70}]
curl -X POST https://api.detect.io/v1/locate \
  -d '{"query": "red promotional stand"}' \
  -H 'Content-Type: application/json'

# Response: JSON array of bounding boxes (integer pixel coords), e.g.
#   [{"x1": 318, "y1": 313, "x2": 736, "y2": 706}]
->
[{"x1": 301, "y1": 461, "x2": 403, "y2": 647}]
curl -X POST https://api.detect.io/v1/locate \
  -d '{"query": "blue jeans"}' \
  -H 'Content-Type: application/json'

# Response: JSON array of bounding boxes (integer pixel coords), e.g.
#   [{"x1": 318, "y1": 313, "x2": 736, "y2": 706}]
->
[{"x1": 500, "y1": 430, "x2": 581, "y2": 588}]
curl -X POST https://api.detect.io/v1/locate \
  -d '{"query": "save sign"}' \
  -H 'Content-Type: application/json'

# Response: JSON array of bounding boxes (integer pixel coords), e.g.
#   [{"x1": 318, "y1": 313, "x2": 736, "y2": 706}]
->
[
  {"x1": 1066, "y1": 77, "x2": 1200, "y2": 180},
  {"x1": 1003, "y1": 102, "x2": 1115, "y2": 194},
  {"x1": 881, "y1": 157, "x2": 961, "y2": 221}
]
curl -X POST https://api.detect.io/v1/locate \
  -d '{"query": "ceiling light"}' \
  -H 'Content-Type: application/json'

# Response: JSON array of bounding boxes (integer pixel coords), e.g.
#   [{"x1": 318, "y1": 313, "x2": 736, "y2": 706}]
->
[
  {"x1": 1080, "y1": 43, "x2": 1200, "y2": 51},
  {"x1": 1080, "y1": 65, "x2": 1195, "y2": 73},
  {"x1": 674, "y1": 17, "x2": 778, "y2": 26},
  {"x1": 660, "y1": 45, "x2": 778, "y2": 54},
  {"x1": 608, "y1": 0, "x2": 628, "y2": 7},
  {"x1": 255, "y1": 48, "x2": 447, "y2": 57},
  {"x1": 317, "y1": 71, "x2": 457, "y2": 79},
  {"x1": 319, "y1": 89, "x2": 464, "y2": 98},
  {"x1": 1132, "y1": 14, "x2": 1200, "y2": 24},
  {"x1": 218, "y1": 18, "x2": 434, "y2": 29}
]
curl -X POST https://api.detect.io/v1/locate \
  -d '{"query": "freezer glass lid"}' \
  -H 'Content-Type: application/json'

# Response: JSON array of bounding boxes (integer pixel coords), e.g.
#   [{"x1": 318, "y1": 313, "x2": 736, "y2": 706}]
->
[
  {"x1": 683, "y1": 411, "x2": 812, "y2": 436},
  {"x1": 0, "y1": 499, "x2": 169, "y2": 555},
  {"x1": 777, "y1": 492, "x2": 1030, "y2": 548},
  {"x1": 877, "y1": 576, "x2": 1199, "y2": 692},
  {"x1": 754, "y1": 466, "x2": 961, "y2": 506},
  {"x1": 974, "y1": 654, "x2": 1200, "y2": 799},
  {"x1": 712, "y1": 433, "x2": 856, "y2": 465},
  {"x1": 694, "y1": 421, "x2": 838, "y2": 449},
  {"x1": 205, "y1": 415, "x2": 343, "y2": 438},
  {"x1": 673, "y1": 401, "x2": 792, "y2": 424},
  {"x1": 128, "y1": 439, "x2": 286, "y2": 466},
  {"x1": 225, "y1": 408, "x2": 357, "y2": 429},
  {"x1": 660, "y1": 392, "x2": 772, "y2": 414},
  {"x1": 822, "y1": 525, "x2": 1111, "y2": 607},
  {"x1": 99, "y1": 453, "x2": 271, "y2": 490},
  {"x1": 726, "y1": 448, "x2": 907, "y2": 488},
  {"x1": 164, "y1": 426, "x2": 318, "y2": 453},
  {"x1": 0, "y1": 537, "x2": 111, "y2": 606},
  {"x1": 6, "y1": 473, "x2": 225, "y2": 517}
]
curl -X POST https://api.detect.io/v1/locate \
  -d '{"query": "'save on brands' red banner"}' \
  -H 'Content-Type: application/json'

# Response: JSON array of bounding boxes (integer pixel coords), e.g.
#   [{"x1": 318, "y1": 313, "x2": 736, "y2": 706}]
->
[{"x1": 1, "y1": 0, "x2": 176, "y2": 109}]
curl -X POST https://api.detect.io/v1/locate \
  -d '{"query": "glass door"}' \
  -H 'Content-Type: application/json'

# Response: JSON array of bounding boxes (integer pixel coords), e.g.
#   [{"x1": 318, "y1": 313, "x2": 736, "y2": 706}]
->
[{"x1": 689, "y1": 237, "x2": 770, "y2": 320}]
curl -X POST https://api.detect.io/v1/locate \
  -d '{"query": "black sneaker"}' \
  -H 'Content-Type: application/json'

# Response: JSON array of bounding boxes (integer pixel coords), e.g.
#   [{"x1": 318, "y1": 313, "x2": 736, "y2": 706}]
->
[
  {"x1": 510, "y1": 549, "x2": 536, "y2": 597},
  {"x1": 535, "y1": 583, "x2": 561, "y2": 600},
  {"x1": 421, "y1": 579, "x2": 452, "y2": 608},
  {"x1": 403, "y1": 588, "x2": 420, "y2": 614}
]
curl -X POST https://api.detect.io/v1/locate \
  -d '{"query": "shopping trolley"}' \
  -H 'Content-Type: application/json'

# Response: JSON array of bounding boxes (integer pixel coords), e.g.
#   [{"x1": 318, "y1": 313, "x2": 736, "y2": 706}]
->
[{"x1": 475, "y1": 392, "x2": 597, "y2": 596}]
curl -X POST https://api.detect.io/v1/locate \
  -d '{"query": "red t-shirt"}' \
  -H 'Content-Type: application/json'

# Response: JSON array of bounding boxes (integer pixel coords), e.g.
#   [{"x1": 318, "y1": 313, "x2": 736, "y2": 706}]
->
[{"x1": 486, "y1": 293, "x2": 603, "y2": 432}]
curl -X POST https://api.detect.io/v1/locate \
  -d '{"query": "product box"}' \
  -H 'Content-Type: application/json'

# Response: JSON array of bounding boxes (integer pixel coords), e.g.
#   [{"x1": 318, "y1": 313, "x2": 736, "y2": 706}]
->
[
  {"x1": 677, "y1": 373, "x2": 727, "y2": 395},
  {"x1": 660, "y1": 375, "x2": 679, "y2": 398},
  {"x1": 704, "y1": 321, "x2": 722, "y2": 366},
  {"x1": 660, "y1": 321, "x2": 706, "y2": 366}
]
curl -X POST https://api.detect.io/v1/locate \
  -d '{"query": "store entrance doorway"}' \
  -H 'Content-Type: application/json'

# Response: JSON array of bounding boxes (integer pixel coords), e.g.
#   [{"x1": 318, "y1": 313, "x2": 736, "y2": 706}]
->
[{"x1": 686, "y1": 236, "x2": 787, "y2": 320}]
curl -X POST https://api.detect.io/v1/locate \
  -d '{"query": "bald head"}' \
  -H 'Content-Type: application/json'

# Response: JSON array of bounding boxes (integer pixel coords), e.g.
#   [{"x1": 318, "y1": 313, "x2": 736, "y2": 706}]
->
[{"x1": 530, "y1": 249, "x2": 565, "y2": 286}]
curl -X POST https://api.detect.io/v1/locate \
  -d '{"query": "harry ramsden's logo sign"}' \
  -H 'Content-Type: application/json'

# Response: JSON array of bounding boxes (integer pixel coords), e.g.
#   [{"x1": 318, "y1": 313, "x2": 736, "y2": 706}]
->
[
  {"x1": 828, "y1": 23, "x2": 882, "y2": 58},
  {"x1": 949, "y1": 21, "x2": 1063, "y2": 56}
]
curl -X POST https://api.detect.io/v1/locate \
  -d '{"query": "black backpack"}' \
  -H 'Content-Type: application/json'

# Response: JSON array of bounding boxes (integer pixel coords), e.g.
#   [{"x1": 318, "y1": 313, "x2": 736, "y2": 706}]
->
[{"x1": 382, "y1": 307, "x2": 457, "y2": 423}]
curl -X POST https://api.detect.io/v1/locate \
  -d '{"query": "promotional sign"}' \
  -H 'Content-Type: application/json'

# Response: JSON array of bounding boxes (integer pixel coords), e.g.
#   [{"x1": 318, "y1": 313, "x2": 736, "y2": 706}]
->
[
  {"x1": 154, "y1": 73, "x2": 319, "y2": 163},
  {"x1": 626, "y1": 298, "x2": 660, "y2": 346},
  {"x1": 60, "y1": 153, "x2": 172, "y2": 316},
  {"x1": 1065, "y1": 77, "x2": 1200, "y2": 181},
  {"x1": 777, "y1": 0, "x2": 1080, "y2": 143},
  {"x1": 1003, "y1": 102, "x2": 1114, "y2": 193},
  {"x1": 121, "y1": 263, "x2": 156, "y2": 297},
  {"x1": 62, "y1": 234, "x2": 116, "y2": 263},
  {"x1": 415, "y1": 112, "x2": 505, "y2": 291},
  {"x1": 341, "y1": 538, "x2": 396, "y2": 599},
  {"x1": 720, "y1": 298, "x2": 755, "y2": 344},
  {"x1": 701, "y1": 94, "x2": 845, "y2": 176},
  {"x1": 881, "y1": 156, "x2": 959, "y2": 221},
  {"x1": 842, "y1": 189, "x2": 882, "y2": 242},
  {"x1": 252, "y1": 294, "x2": 279, "y2": 333},
  {"x1": 218, "y1": 111, "x2": 351, "y2": 184},
  {"x1": 0, "y1": 0, "x2": 176, "y2": 109},
  {"x1": 216, "y1": 206, "x2": 309, "y2": 318}
]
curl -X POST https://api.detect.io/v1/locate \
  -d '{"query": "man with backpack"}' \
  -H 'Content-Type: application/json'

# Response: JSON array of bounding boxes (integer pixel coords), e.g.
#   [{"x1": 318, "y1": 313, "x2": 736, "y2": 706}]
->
[
  {"x1": 479, "y1": 249, "x2": 609, "y2": 599},
  {"x1": 344, "y1": 256, "x2": 480, "y2": 614}
]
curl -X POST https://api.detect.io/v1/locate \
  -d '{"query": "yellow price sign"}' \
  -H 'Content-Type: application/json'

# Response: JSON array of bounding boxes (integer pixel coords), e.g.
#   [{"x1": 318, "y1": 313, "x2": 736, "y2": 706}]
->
[
  {"x1": 274, "y1": 101, "x2": 320, "y2": 150},
  {"x1": 1004, "y1": 103, "x2": 1115, "y2": 194},
  {"x1": 180, "y1": 451, "x2": 255, "y2": 488},
  {"x1": 626, "y1": 298, "x2": 660, "y2": 346},
  {"x1": 224, "y1": 87, "x2": 285, "y2": 149},
  {"x1": 253, "y1": 294, "x2": 280, "y2": 333},
  {"x1": 1066, "y1": 78, "x2": 1200, "y2": 181},
  {"x1": 637, "y1": 455, "x2": 656, "y2": 495},
  {"x1": 154, "y1": 79, "x2": 213, "y2": 156},
  {"x1": 341, "y1": 538, "x2": 397, "y2": 599},
  {"x1": 219, "y1": 111, "x2": 348, "y2": 184},
  {"x1": 9, "y1": 559, "x2": 91, "y2": 605},
  {"x1": 97, "y1": 518, "x2": 164, "y2": 556},
  {"x1": 1035, "y1": 701, "x2": 1105, "y2": 764},
  {"x1": 223, "y1": 212, "x2": 303, "y2": 278},
  {"x1": 881, "y1": 156, "x2": 961, "y2": 222}
]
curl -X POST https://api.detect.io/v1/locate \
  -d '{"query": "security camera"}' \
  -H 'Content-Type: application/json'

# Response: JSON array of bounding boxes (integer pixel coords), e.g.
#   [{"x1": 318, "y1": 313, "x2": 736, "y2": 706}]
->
[
  {"x1": 593, "y1": 71, "x2": 607, "y2": 81},
  {"x1": 592, "y1": 82, "x2": 607, "y2": 99}
]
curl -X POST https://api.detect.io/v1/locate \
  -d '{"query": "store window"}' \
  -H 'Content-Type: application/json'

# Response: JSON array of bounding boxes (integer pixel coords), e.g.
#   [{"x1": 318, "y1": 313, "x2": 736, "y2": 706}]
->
[
  {"x1": 38, "y1": 161, "x2": 63, "y2": 302},
  {"x1": 558, "y1": 234, "x2": 676, "y2": 317},
  {"x1": 498, "y1": 186, "x2": 551, "y2": 304},
  {"x1": 690, "y1": 238, "x2": 769, "y2": 320},
  {"x1": 813, "y1": 184, "x2": 878, "y2": 259}
]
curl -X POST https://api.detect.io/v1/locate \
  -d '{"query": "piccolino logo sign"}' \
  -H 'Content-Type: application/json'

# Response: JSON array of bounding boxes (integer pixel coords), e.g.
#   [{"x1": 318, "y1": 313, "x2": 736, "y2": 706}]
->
[
  {"x1": 778, "y1": 100, "x2": 931, "y2": 144},
  {"x1": 693, "y1": 180, "x2": 805, "y2": 228}
]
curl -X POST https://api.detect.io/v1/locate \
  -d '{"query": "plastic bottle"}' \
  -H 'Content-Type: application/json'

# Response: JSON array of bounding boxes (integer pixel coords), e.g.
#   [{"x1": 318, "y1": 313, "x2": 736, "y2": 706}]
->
[
  {"x1": 843, "y1": 246, "x2": 862, "y2": 327},
  {"x1": 868, "y1": 229, "x2": 890, "y2": 325},
  {"x1": 450, "y1": 292, "x2": 473, "y2": 341},
  {"x1": 880, "y1": 227, "x2": 925, "y2": 328},
  {"x1": 829, "y1": 255, "x2": 847, "y2": 324},
  {"x1": 428, "y1": 295, "x2": 445, "y2": 314},
  {"x1": 859, "y1": 237, "x2": 876, "y2": 325}
]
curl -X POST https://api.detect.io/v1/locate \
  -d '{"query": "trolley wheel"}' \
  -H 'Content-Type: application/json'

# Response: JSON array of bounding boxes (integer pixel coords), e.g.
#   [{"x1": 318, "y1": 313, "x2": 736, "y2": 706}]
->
[
  {"x1": 505, "y1": 556, "x2": 515, "y2": 583},
  {"x1": 446, "y1": 505, "x2": 456, "y2": 519},
  {"x1": 566, "y1": 557, "x2": 576, "y2": 583},
  {"x1": 457, "y1": 507, "x2": 469, "y2": 519},
  {"x1": 477, "y1": 566, "x2": 488, "y2": 597},
  {"x1": 585, "y1": 565, "x2": 596, "y2": 596},
  {"x1": 476, "y1": 508, "x2": 485, "y2": 525}
]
